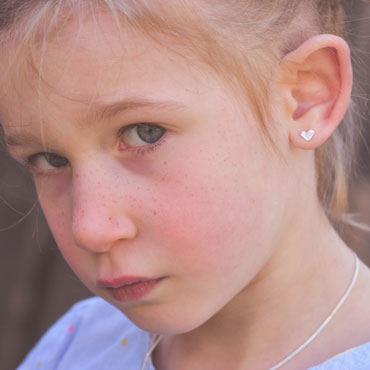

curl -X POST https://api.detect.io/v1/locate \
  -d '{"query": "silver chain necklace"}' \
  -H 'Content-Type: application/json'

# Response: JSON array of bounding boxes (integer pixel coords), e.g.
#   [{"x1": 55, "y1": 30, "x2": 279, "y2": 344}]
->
[{"x1": 142, "y1": 252, "x2": 359, "y2": 370}]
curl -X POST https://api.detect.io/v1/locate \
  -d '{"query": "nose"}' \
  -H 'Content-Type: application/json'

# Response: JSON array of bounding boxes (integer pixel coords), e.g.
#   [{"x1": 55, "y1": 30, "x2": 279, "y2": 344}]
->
[{"x1": 71, "y1": 165, "x2": 137, "y2": 253}]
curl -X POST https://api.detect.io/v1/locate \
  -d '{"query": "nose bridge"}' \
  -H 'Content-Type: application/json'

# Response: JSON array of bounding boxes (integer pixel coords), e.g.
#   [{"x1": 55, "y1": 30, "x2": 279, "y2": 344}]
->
[
  {"x1": 73, "y1": 162, "x2": 113, "y2": 211},
  {"x1": 71, "y1": 161, "x2": 137, "y2": 252}
]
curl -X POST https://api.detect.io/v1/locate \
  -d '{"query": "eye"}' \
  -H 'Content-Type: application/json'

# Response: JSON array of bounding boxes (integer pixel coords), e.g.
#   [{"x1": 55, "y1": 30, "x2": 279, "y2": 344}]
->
[
  {"x1": 27, "y1": 152, "x2": 69, "y2": 171},
  {"x1": 119, "y1": 123, "x2": 166, "y2": 149}
]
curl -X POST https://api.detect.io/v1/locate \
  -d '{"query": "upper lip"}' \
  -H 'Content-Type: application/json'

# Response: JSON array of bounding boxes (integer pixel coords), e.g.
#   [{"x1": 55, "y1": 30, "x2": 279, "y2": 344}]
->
[{"x1": 96, "y1": 276, "x2": 156, "y2": 288}]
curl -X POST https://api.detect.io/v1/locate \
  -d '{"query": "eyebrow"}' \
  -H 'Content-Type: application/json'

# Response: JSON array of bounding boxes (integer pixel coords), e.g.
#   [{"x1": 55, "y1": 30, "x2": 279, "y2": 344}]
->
[
  {"x1": 86, "y1": 98, "x2": 186, "y2": 124},
  {"x1": 5, "y1": 132, "x2": 41, "y2": 147},
  {"x1": 5, "y1": 98, "x2": 187, "y2": 147}
]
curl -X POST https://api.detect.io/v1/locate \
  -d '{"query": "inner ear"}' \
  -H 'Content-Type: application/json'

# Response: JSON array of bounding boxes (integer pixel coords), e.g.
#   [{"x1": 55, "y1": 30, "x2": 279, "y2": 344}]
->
[
  {"x1": 292, "y1": 47, "x2": 341, "y2": 120},
  {"x1": 292, "y1": 47, "x2": 340, "y2": 121}
]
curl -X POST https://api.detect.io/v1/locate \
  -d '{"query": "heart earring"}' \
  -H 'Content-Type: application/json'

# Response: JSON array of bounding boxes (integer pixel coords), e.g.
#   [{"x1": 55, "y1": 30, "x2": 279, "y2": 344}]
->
[{"x1": 300, "y1": 129, "x2": 315, "y2": 142}]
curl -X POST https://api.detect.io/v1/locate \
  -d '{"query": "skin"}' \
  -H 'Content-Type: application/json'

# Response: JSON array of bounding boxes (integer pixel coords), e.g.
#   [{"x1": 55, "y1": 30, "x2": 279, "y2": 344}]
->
[{"x1": 1, "y1": 9, "x2": 370, "y2": 370}]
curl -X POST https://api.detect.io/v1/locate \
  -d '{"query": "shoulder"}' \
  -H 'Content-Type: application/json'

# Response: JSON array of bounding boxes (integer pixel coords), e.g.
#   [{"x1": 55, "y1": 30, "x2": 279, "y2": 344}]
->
[
  {"x1": 308, "y1": 341, "x2": 370, "y2": 369},
  {"x1": 17, "y1": 297, "x2": 153, "y2": 370}
]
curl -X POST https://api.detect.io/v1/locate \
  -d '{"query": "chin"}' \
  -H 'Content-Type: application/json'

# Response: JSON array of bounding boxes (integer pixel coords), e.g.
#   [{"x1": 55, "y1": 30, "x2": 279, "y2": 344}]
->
[{"x1": 119, "y1": 303, "x2": 211, "y2": 335}]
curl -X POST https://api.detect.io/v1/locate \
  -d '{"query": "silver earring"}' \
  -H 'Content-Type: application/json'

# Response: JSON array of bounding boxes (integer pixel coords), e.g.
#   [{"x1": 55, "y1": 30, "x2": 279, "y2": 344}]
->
[{"x1": 300, "y1": 129, "x2": 315, "y2": 142}]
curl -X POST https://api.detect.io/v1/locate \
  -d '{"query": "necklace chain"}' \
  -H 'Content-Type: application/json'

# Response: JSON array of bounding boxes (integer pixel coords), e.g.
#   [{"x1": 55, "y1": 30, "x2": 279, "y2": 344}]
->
[
  {"x1": 269, "y1": 251, "x2": 359, "y2": 369},
  {"x1": 142, "y1": 335, "x2": 162, "y2": 370},
  {"x1": 142, "y1": 252, "x2": 360, "y2": 370}
]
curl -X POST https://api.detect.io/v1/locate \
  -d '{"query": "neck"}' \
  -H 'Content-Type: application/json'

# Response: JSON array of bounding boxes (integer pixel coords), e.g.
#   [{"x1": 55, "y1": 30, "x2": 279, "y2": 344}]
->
[{"x1": 153, "y1": 203, "x2": 356, "y2": 370}]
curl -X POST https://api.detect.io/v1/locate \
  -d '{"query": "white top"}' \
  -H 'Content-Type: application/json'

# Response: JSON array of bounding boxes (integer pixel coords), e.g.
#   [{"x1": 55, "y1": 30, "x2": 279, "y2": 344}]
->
[{"x1": 17, "y1": 297, "x2": 370, "y2": 370}]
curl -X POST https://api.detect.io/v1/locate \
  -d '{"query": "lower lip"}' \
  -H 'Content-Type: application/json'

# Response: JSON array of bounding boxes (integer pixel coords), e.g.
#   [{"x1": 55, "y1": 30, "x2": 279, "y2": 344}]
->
[{"x1": 106, "y1": 279, "x2": 163, "y2": 302}]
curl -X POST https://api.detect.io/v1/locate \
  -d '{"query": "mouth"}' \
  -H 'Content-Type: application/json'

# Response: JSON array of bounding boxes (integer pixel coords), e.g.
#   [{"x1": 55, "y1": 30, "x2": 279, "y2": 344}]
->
[{"x1": 97, "y1": 276, "x2": 164, "y2": 302}]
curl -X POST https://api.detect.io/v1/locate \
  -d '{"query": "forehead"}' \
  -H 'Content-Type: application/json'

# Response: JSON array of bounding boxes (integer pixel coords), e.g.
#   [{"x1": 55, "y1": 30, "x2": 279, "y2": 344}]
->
[{"x1": 0, "y1": 8, "x2": 221, "y2": 132}]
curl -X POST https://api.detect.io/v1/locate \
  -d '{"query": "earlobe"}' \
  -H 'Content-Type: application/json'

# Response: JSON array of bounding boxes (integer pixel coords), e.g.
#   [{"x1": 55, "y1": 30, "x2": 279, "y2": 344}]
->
[{"x1": 278, "y1": 34, "x2": 353, "y2": 150}]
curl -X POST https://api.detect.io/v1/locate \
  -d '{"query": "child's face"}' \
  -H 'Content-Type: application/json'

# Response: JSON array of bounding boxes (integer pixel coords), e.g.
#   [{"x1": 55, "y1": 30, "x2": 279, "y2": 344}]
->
[{"x1": 0, "y1": 13, "x2": 294, "y2": 333}]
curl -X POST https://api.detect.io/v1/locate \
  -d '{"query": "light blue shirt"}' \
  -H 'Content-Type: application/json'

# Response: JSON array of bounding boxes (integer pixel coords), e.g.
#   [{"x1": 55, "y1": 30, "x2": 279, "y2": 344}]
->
[{"x1": 17, "y1": 297, "x2": 370, "y2": 370}]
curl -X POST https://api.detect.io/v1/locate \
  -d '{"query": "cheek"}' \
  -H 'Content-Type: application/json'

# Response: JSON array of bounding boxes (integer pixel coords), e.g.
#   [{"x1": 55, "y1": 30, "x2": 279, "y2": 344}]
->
[
  {"x1": 40, "y1": 200, "x2": 68, "y2": 242},
  {"x1": 38, "y1": 195, "x2": 89, "y2": 275},
  {"x1": 137, "y1": 127, "x2": 280, "y2": 277},
  {"x1": 143, "y1": 166, "x2": 270, "y2": 275}
]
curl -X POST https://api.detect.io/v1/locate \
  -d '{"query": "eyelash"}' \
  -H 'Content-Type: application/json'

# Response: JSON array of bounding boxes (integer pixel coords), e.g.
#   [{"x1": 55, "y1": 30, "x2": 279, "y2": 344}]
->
[
  {"x1": 129, "y1": 138, "x2": 167, "y2": 156},
  {"x1": 24, "y1": 123, "x2": 168, "y2": 173}
]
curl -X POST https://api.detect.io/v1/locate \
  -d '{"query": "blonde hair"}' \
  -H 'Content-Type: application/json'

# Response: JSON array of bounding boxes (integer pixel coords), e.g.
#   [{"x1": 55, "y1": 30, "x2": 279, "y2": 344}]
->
[{"x1": 0, "y1": 0, "x2": 364, "y2": 224}]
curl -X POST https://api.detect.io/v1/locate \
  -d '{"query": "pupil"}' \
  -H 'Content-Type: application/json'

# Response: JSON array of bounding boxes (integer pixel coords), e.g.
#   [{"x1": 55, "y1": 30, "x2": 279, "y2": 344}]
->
[
  {"x1": 137, "y1": 124, "x2": 164, "y2": 144},
  {"x1": 45, "y1": 153, "x2": 68, "y2": 167}
]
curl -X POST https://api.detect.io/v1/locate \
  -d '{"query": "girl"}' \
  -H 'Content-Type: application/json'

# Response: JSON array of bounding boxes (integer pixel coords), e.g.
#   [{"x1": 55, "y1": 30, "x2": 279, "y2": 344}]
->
[{"x1": 1, "y1": 0, "x2": 370, "y2": 369}]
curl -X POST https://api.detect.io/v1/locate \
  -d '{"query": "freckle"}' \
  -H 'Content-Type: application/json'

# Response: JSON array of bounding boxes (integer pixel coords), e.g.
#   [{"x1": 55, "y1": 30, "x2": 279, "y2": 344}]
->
[
  {"x1": 163, "y1": 161, "x2": 167, "y2": 166},
  {"x1": 152, "y1": 210, "x2": 157, "y2": 216},
  {"x1": 121, "y1": 338, "x2": 128, "y2": 346},
  {"x1": 108, "y1": 216, "x2": 112, "y2": 221},
  {"x1": 37, "y1": 362, "x2": 43, "y2": 367}
]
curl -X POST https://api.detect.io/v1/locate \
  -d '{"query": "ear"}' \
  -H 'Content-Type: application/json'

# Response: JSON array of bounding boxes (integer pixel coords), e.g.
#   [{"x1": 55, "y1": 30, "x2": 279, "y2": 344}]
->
[{"x1": 278, "y1": 34, "x2": 353, "y2": 150}]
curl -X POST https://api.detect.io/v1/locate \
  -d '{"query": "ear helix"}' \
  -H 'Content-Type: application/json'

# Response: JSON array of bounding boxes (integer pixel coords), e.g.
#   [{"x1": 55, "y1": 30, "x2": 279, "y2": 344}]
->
[{"x1": 300, "y1": 129, "x2": 315, "y2": 142}]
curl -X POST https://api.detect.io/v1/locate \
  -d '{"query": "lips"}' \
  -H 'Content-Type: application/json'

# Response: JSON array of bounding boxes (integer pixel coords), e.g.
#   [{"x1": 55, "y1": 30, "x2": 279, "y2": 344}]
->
[{"x1": 97, "y1": 276, "x2": 163, "y2": 302}]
